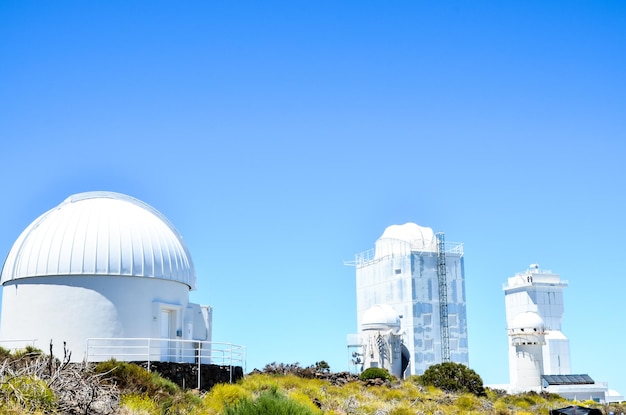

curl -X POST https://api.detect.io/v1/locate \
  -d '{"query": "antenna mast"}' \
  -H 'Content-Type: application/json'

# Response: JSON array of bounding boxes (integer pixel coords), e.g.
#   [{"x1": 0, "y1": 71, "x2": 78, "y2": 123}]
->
[{"x1": 436, "y1": 232, "x2": 450, "y2": 362}]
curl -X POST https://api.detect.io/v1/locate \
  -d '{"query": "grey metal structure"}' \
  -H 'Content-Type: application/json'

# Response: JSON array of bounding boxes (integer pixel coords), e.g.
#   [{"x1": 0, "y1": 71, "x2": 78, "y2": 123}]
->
[{"x1": 436, "y1": 232, "x2": 450, "y2": 363}]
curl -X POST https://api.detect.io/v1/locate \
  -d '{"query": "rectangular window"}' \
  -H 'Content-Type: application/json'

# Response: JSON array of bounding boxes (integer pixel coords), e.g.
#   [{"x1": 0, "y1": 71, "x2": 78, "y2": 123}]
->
[
  {"x1": 423, "y1": 314, "x2": 432, "y2": 326},
  {"x1": 424, "y1": 339, "x2": 433, "y2": 350}
]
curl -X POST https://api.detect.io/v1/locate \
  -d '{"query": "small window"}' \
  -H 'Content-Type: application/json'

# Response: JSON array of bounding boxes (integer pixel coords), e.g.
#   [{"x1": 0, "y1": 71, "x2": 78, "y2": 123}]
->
[
  {"x1": 394, "y1": 269, "x2": 401, "y2": 274},
  {"x1": 424, "y1": 339, "x2": 433, "y2": 350},
  {"x1": 423, "y1": 314, "x2": 432, "y2": 326},
  {"x1": 450, "y1": 339, "x2": 459, "y2": 351}
]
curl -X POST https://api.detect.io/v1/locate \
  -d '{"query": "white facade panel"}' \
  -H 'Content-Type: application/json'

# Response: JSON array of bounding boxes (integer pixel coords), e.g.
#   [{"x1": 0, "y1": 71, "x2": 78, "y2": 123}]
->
[{"x1": 543, "y1": 333, "x2": 571, "y2": 375}]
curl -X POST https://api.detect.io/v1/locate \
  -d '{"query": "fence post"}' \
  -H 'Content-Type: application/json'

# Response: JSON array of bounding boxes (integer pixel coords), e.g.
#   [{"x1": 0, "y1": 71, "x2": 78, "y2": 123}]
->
[
  {"x1": 229, "y1": 344, "x2": 233, "y2": 384},
  {"x1": 197, "y1": 342, "x2": 201, "y2": 390}
]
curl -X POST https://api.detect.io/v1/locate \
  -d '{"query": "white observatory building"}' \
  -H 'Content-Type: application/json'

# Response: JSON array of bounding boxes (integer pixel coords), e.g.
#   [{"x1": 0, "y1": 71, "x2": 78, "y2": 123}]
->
[
  {"x1": 348, "y1": 223, "x2": 469, "y2": 377},
  {"x1": 501, "y1": 264, "x2": 622, "y2": 402},
  {"x1": 355, "y1": 304, "x2": 406, "y2": 378},
  {"x1": 504, "y1": 264, "x2": 570, "y2": 387},
  {"x1": 0, "y1": 191, "x2": 212, "y2": 363}
]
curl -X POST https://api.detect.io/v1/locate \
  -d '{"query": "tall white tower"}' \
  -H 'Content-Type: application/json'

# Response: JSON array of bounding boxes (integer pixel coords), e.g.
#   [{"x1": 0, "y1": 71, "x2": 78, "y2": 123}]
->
[
  {"x1": 351, "y1": 223, "x2": 469, "y2": 376},
  {"x1": 508, "y1": 311, "x2": 546, "y2": 387},
  {"x1": 504, "y1": 264, "x2": 571, "y2": 387}
]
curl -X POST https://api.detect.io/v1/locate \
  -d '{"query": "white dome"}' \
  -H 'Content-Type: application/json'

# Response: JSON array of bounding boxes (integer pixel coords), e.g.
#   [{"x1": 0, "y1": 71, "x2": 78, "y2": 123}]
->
[
  {"x1": 1, "y1": 191, "x2": 196, "y2": 289},
  {"x1": 375, "y1": 223, "x2": 437, "y2": 258},
  {"x1": 510, "y1": 312, "x2": 545, "y2": 331},
  {"x1": 361, "y1": 304, "x2": 401, "y2": 331}
]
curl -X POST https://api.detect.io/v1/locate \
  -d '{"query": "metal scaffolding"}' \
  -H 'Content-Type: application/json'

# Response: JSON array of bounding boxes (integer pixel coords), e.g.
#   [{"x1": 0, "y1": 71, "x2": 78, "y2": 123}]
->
[{"x1": 436, "y1": 232, "x2": 450, "y2": 363}]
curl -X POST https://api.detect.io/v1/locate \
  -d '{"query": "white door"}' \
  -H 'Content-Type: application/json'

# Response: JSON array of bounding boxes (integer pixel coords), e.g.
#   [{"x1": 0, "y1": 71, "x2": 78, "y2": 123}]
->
[{"x1": 160, "y1": 310, "x2": 172, "y2": 361}]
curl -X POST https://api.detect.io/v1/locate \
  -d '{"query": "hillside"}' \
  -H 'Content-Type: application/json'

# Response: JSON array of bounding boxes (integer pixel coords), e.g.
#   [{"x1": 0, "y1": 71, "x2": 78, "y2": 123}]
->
[{"x1": 0, "y1": 351, "x2": 624, "y2": 415}]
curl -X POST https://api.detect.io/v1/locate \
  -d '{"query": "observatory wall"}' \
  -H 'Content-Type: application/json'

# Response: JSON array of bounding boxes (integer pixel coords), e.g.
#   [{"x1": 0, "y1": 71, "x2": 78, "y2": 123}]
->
[{"x1": 0, "y1": 275, "x2": 190, "y2": 360}]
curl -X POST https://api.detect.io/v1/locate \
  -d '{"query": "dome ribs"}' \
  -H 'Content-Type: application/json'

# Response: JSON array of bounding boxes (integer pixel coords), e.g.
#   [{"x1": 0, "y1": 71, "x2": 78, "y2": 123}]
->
[{"x1": 1, "y1": 192, "x2": 196, "y2": 289}]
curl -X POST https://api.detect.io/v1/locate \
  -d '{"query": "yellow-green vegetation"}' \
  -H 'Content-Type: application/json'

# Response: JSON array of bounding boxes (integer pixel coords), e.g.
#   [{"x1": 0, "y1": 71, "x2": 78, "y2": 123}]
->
[
  {"x1": 119, "y1": 394, "x2": 159, "y2": 415},
  {"x1": 0, "y1": 355, "x2": 624, "y2": 415},
  {"x1": 222, "y1": 387, "x2": 321, "y2": 415},
  {"x1": 0, "y1": 376, "x2": 56, "y2": 413},
  {"x1": 198, "y1": 374, "x2": 620, "y2": 415},
  {"x1": 94, "y1": 359, "x2": 179, "y2": 398},
  {"x1": 203, "y1": 383, "x2": 252, "y2": 414}
]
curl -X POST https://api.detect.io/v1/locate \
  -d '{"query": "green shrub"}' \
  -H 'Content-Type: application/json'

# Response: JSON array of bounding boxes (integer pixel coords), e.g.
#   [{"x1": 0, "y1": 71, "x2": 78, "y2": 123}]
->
[
  {"x1": 203, "y1": 383, "x2": 251, "y2": 413},
  {"x1": 456, "y1": 393, "x2": 480, "y2": 410},
  {"x1": 0, "y1": 346, "x2": 11, "y2": 361},
  {"x1": 286, "y1": 389, "x2": 322, "y2": 413},
  {"x1": 94, "y1": 359, "x2": 179, "y2": 398},
  {"x1": 95, "y1": 360, "x2": 153, "y2": 393},
  {"x1": 120, "y1": 394, "x2": 159, "y2": 415},
  {"x1": 494, "y1": 400, "x2": 510, "y2": 415},
  {"x1": 12, "y1": 345, "x2": 44, "y2": 361},
  {"x1": 261, "y1": 362, "x2": 316, "y2": 378},
  {"x1": 389, "y1": 405, "x2": 415, "y2": 415},
  {"x1": 502, "y1": 391, "x2": 545, "y2": 409},
  {"x1": 314, "y1": 361, "x2": 330, "y2": 373},
  {"x1": 420, "y1": 362, "x2": 486, "y2": 396},
  {"x1": 147, "y1": 372, "x2": 180, "y2": 397},
  {"x1": 223, "y1": 388, "x2": 319, "y2": 415},
  {"x1": 0, "y1": 376, "x2": 56, "y2": 412},
  {"x1": 359, "y1": 367, "x2": 392, "y2": 382},
  {"x1": 161, "y1": 390, "x2": 204, "y2": 415}
]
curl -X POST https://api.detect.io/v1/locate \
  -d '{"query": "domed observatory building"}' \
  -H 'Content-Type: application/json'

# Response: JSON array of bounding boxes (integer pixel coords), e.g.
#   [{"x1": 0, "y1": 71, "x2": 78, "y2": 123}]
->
[
  {"x1": 0, "y1": 192, "x2": 212, "y2": 363},
  {"x1": 348, "y1": 223, "x2": 469, "y2": 377},
  {"x1": 355, "y1": 304, "x2": 408, "y2": 378}
]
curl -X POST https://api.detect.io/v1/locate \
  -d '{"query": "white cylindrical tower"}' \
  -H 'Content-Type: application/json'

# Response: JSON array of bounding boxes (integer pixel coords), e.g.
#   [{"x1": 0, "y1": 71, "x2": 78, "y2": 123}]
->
[
  {"x1": 508, "y1": 312, "x2": 546, "y2": 388},
  {"x1": 360, "y1": 304, "x2": 404, "y2": 378}
]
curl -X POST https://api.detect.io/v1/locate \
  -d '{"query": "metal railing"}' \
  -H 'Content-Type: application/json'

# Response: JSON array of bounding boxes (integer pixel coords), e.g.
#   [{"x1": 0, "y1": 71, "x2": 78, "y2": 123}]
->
[
  {"x1": 347, "y1": 241, "x2": 464, "y2": 267},
  {"x1": 86, "y1": 338, "x2": 245, "y2": 387},
  {"x1": 0, "y1": 339, "x2": 38, "y2": 352}
]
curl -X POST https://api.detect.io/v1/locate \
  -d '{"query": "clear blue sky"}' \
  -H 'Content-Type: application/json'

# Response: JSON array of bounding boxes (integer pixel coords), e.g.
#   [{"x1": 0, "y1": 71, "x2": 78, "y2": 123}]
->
[{"x1": 1, "y1": 0, "x2": 625, "y2": 395}]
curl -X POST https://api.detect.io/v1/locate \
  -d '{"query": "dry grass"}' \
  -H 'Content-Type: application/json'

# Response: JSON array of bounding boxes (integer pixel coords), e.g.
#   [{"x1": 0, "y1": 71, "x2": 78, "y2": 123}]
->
[{"x1": 0, "y1": 356, "x2": 621, "y2": 415}]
